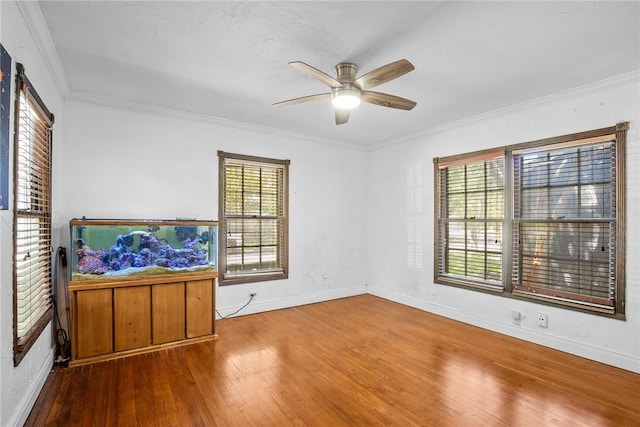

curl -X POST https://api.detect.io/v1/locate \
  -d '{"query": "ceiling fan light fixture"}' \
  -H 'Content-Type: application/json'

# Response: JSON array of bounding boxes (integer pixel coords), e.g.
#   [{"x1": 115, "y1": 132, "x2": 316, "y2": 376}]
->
[
  {"x1": 275, "y1": 59, "x2": 416, "y2": 124},
  {"x1": 331, "y1": 88, "x2": 361, "y2": 110}
]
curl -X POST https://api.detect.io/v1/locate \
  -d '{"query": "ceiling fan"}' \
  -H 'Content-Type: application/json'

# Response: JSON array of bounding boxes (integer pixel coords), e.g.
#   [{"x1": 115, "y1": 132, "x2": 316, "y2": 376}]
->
[{"x1": 273, "y1": 59, "x2": 417, "y2": 125}]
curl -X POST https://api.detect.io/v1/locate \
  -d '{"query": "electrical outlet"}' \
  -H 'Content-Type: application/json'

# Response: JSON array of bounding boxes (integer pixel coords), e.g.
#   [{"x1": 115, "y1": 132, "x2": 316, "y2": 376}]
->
[
  {"x1": 512, "y1": 310, "x2": 523, "y2": 325},
  {"x1": 537, "y1": 313, "x2": 548, "y2": 328}
]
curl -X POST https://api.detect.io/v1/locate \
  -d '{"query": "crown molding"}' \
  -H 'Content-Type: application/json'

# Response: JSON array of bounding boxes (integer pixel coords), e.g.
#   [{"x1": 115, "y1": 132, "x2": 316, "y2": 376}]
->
[
  {"x1": 16, "y1": 0, "x2": 70, "y2": 98},
  {"x1": 371, "y1": 69, "x2": 640, "y2": 151},
  {"x1": 67, "y1": 89, "x2": 367, "y2": 152}
]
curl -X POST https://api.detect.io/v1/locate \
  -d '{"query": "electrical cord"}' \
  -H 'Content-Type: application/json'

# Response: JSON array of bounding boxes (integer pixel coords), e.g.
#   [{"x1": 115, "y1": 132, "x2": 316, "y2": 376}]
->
[
  {"x1": 215, "y1": 294, "x2": 255, "y2": 319},
  {"x1": 52, "y1": 247, "x2": 71, "y2": 364}
]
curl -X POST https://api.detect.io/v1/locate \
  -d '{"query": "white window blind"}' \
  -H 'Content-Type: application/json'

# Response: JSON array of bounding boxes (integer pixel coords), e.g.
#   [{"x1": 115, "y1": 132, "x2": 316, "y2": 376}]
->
[
  {"x1": 218, "y1": 151, "x2": 289, "y2": 285},
  {"x1": 13, "y1": 64, "x2": 54, "y2": 365}
]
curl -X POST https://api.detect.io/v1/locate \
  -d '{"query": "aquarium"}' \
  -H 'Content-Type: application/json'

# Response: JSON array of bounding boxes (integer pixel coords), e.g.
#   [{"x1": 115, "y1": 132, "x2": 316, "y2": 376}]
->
[{"x1": 69, "y1": 218, "x2": 218, "y2": 281}]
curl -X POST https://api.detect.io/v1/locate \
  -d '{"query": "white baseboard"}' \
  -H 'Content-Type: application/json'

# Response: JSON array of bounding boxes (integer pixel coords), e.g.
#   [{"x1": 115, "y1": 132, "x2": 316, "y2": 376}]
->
[
  {"x1": 367, "y1": 286, "x2": 640, "y2": 374},
  {"x1": 10, "y1": 347, "x2": 55, "y2": 427}
]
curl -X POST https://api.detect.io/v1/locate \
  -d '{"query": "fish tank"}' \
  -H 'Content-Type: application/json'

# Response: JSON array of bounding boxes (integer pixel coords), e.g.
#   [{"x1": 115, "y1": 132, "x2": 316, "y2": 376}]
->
[{"x1": 69, "y1": 218, "x2": 218, "y2": 282}]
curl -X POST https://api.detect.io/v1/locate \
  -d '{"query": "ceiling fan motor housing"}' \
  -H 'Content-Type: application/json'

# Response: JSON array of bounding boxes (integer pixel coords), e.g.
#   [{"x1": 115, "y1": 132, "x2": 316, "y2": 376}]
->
[
  {"x1": 335, "y1": 63, "x2": 358, "y2": 83},
  {"x1": 332, "y1": 63, "x2": 361, "y2": 109}
]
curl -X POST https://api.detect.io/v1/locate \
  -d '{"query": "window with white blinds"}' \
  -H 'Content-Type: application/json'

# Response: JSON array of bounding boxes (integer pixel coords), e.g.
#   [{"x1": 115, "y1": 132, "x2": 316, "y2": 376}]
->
[
  {"x1": 13, "y1": 63, "x2": 54, "y2": 365},
  {"x1": 218, "y1": 151, "x2": 289, "y2": 285},
  {"x1": 434, "y1": 123, "x2": 627, "y2": 317}
]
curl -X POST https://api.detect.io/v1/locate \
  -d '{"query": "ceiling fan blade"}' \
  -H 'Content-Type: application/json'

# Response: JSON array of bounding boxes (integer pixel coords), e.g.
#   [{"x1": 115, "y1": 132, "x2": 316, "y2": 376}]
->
[
  {"x1": 355, "y1": 59, "x2": 415, "y2": 90},
  {"x1": 335, "y1": 109, "x2": 350, "y2": 125},
  {"x1": 289, "y1": 61, "x2": 343, "y2": 88},
  {"x1": 361, "y1": 91, "x2": 417, "y2": 110},
  {"x1": 273, "y1": 93, "x2": 331, "y2": 107}
]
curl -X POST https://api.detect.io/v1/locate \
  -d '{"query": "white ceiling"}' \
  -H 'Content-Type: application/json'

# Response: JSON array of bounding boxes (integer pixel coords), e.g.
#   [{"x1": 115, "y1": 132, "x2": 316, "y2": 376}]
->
[{"x1": 37, "y1": 1, "x2": 640, "y2": 147}]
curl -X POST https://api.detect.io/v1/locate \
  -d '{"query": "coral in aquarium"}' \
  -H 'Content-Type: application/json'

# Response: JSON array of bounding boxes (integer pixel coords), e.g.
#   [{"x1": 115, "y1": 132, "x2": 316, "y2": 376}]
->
[
  {"x1": 76, "y1": 245, "x2": 110, "y2": 275},
  {"x1": 75, "y1": 230, "x2": 209, "y2": 276}
]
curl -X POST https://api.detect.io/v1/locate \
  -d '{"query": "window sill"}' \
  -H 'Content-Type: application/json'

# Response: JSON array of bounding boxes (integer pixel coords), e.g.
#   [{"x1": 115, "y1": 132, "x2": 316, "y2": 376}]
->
[{"x1": 219, "y1": 271, "x2": 288, "y2": 286}]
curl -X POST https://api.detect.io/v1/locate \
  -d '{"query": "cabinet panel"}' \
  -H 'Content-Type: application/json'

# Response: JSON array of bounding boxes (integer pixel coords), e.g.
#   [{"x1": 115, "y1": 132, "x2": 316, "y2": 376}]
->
[
  {"x1": 114, "y1": 286, "x2": 151, "y2": 351},
  {"x1": 186, "y1": 279, "x2": 213, "y2": 338},
  {"x1": 152, "y1": 282, "x2": 185, "y2": 344},
  {"x1": 76, "y1": 289, "x2": 113, "y2": 358}
]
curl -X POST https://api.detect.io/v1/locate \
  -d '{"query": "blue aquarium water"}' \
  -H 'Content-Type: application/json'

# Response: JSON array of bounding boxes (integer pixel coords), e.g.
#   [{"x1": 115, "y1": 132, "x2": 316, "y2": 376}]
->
[{"x1": 70, "y1": 219, "x2": 218, "y2": 281}]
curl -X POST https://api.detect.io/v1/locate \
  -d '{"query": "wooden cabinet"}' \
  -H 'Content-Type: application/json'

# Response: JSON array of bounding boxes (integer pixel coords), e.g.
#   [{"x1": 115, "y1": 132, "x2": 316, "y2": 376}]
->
[
  {"x1": 186, "y1": 279, "x2": 213, "y2": 338},
  {"x1": 70, "y1": 273, "x2": 216, "y2": 366},
  {"x1": 152, "y1": 282, "x2": 186, "y2": 344},
  {"x1": 75, "y1": 289, "x2": 113, "y2": 358},
  {"x1": 114, "y1": 286, "x2": 151, "y2": 351}
]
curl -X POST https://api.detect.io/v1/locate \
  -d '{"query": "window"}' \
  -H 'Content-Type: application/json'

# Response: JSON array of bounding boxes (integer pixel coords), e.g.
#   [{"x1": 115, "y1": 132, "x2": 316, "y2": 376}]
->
[
  {"x1": 435, "y1": 123, "x2": 627, "y2": 317},
  {"x1": 218, "y1": 151, "x2": 289, "y2": 285},
  {"x1": 436, "y1": 154, "x2": 505, "y2": 291},
  {"x1": 13, "y1": 63, "x2": 54, "y2": 365}
]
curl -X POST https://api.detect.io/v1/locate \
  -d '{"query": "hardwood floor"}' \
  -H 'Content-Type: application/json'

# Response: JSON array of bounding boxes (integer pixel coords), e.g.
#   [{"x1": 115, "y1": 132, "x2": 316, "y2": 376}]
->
[{"x1": 26, "y1": 295, "x2": 640, "y2": 426}]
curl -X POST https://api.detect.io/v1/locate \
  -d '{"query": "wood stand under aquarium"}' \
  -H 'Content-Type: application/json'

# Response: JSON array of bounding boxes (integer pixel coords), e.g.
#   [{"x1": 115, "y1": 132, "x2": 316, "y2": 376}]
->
[
  {"x1": 67, "y1": 218, "x2": 219, "y2": 366},
  {"x1": 69, "y1": 271, "x2": 217, "y2": 366}
]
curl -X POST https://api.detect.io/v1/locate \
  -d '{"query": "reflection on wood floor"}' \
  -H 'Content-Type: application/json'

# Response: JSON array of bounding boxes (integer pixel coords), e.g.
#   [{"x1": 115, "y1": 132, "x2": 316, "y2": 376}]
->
[{"x1": 26, "y1": 294, "x2": 640, "y2": 426}]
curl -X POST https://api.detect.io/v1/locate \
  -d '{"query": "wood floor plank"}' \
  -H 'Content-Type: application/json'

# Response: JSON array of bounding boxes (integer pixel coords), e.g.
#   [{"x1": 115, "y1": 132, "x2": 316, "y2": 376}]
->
[
  {"x1": 24, "y1": 295, "x2": 640, "y2": 426},
  {"x1": 182, "y1": 341, "x2": 252, "y2": 425},
  {"x1": 77, "y1": 362, "x2": 109, "y2": 426},
  {"x1": 114, "y1": 356, "x2": 137, "y2": 427}
]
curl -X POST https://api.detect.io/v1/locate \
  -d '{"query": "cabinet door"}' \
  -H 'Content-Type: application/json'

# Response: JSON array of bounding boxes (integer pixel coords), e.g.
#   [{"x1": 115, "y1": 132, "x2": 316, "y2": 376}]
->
[
  {"x1": 114, "y1": 286, "x2": 151, "y2": 351},
  {"x1": 186, "y1": 279, "x2": 213, "y2": 338},
  {"x1": 152, "y1": 282, "x2": 185, "y2": 344},
  {"x1": 76, "y1": 289, "x2": 113, "y2": 358}
]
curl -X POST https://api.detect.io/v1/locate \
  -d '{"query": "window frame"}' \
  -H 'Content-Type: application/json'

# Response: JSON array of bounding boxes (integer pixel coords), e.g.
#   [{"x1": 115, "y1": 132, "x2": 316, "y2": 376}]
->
[
  {"x1": 13, "y1": 63, "x2": 55, "y2": 365},
  {"x1": 435, "y1": 151, "x2": 506, "y2": 293},
  {"x1": 218, "y1": 151, "x2": 289, "y2": 286},
  {"x1": 434, "y1": 123, "x2": 627, "y2": 318}
]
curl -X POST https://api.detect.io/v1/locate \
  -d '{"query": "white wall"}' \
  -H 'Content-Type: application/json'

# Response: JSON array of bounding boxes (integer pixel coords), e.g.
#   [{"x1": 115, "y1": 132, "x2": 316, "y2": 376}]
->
[
  {"x1": 0, "y1": 2, "x2": 66, "y2": 426},
  {"x1": 2, "y1": 1, "x2": 639, "y2": 423},
  {"x1": 61, "y1": 99, "x2": 369, "y2": 318},
  {"x1": 366, "y1": 72, "x2": 640, "y2": 373}
]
